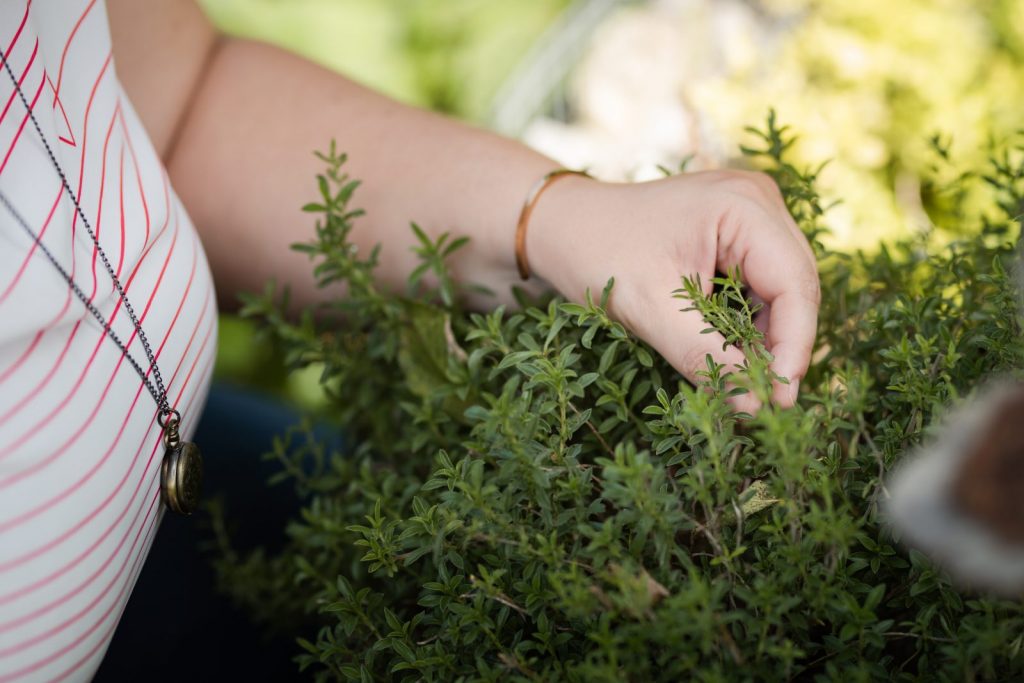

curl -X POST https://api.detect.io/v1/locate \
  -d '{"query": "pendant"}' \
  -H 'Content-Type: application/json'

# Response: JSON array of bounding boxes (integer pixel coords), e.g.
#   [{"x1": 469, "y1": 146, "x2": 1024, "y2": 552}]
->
[
  {"x1": 161, "y1": 441, "x2": 204, "y2": 515},
  {"x1": 159, "y1": 411, "x2": 204, "y2": 515}
]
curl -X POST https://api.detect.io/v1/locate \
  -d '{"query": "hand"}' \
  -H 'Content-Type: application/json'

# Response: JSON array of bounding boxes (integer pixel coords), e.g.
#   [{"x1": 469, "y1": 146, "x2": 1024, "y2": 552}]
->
[{"x1": 529, "y1": 170, "x2": 820, "y2": 413}]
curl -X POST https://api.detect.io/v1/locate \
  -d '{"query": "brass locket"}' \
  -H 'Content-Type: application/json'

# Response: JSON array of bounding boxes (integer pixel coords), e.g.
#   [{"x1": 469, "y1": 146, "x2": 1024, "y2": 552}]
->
[{"x1": 159, "y1": 411, "x2": 204, "y2": 515}]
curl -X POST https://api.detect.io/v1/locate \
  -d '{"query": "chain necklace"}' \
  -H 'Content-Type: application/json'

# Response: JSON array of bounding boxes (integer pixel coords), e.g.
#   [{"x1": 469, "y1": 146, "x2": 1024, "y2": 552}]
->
[{"x1": 0, "y1": 55, "x2": 202, "y2": 515}]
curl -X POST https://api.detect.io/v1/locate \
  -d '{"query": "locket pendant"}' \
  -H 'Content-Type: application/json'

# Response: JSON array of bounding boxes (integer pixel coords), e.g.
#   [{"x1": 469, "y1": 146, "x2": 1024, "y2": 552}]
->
[{"x1": 159, "y1": 413, "x2": 204, "y2": 515}]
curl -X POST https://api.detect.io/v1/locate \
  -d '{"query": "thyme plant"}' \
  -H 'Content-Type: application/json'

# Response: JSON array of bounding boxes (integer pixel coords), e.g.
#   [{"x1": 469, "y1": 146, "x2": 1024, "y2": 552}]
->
[{"x1": 216, "y1": 115, "x2": 1024, "y2": 681}]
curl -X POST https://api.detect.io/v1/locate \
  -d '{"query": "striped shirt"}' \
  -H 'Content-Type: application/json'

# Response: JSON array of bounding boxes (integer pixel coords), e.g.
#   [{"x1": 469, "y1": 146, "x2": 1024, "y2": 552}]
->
[{"x1": 0, "y1": 1, "x2": 217, "y2": 680}]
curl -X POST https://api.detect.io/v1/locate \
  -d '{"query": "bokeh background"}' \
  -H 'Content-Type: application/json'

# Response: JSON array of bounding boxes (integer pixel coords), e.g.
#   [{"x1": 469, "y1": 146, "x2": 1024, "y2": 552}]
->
[{"x1": 198, "y1": 0, "x2": 1024, "y2": 404}]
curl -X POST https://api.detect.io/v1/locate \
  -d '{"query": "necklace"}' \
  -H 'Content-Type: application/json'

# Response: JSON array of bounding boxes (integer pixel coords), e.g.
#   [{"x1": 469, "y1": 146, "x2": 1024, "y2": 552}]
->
[{"x1": 0, "y1": 56, "x2": 203, "y2": 515}]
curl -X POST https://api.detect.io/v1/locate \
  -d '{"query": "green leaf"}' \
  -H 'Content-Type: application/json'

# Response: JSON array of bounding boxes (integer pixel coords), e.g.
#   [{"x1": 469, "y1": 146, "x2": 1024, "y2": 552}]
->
[
  {"x1": 396, "y1": 300, "x2": 452, "y2": 399},
  {"x1": 739, "y1": 480, "x2": 781, "y2": 516}
]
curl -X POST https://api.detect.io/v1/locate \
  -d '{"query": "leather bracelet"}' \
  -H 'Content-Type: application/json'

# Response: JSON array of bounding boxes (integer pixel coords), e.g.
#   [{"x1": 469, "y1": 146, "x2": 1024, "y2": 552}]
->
[{"x1": 515, "y1": 168, "x2": 593, "y2": 280}]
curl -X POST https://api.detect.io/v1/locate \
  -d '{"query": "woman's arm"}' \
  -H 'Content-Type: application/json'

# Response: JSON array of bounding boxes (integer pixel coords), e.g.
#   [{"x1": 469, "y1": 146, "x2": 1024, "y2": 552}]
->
[
  {"x1": 109, "y1": 0, "x2": 557, "y2": 311},
  {"x1": 108, "y1": 0, "x2": 820, "y2": 411}
]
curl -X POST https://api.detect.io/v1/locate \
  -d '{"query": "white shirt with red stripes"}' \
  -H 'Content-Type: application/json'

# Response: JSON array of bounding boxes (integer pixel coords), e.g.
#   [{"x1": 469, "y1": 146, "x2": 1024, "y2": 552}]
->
[{"x1": 0, "y1": 1, "x2": 217, "y2": 681}]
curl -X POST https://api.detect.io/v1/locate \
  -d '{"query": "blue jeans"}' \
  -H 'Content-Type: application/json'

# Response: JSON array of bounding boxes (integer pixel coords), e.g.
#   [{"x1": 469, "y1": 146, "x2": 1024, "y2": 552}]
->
[{"x1": 96, "y1": 383, "x2": 338, "y2": 681}]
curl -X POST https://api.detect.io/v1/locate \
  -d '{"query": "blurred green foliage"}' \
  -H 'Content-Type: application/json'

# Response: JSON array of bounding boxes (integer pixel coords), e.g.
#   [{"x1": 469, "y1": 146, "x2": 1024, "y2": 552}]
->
[
  {"x1": 198, "y1": 0, "x2": 571, "y2": 120},
  {"x1": 701, "y1": 0, "x2": 1024, "y2": 248}
]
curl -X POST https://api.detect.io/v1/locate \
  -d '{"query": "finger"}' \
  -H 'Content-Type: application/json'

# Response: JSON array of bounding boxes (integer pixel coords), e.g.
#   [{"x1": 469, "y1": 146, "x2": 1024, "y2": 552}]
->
[
  {"x1": 732, "y1": 224, "x2": 820, "y2": 407},
  {"x1": 753, "y1": 300, "x2": 771, "y2": 339},
  {"x1": 764, "y1": 284, "x2": 819, "y2": 407},
  {"x1": 751, "y1": 173, "x2": 817, "y2": 265},
  {"x1": 644, "y1": 301, "x2": 761, "y2": 414},
  {"x1": 756, "y1": 210, "x2": 819, "y2": 404},
  {"x1": 776, "y1": 207, "x2": 817, "y2": 264}
]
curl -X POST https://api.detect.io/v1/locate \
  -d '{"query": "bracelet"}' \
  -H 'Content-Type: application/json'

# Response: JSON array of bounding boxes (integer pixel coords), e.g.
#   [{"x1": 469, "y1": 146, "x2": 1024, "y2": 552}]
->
[{"x1": 515, "y1": 168, "x2": 593, "y2": 280}]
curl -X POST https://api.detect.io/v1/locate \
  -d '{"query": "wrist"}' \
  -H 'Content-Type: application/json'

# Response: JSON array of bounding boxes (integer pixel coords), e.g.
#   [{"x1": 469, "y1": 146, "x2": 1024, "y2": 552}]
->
[
  {"x1": 513, "y1": 170, "x2": 592, "y2": 280},
  {"x1": 527, "y1": 174, "x2": 611, "y2": 299}
]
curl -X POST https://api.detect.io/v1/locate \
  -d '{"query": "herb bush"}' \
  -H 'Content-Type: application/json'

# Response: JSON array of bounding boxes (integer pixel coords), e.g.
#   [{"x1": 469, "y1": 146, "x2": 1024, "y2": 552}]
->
[{"x1": 214, "y1": 116, "x2": 1024, "y2": 681}]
